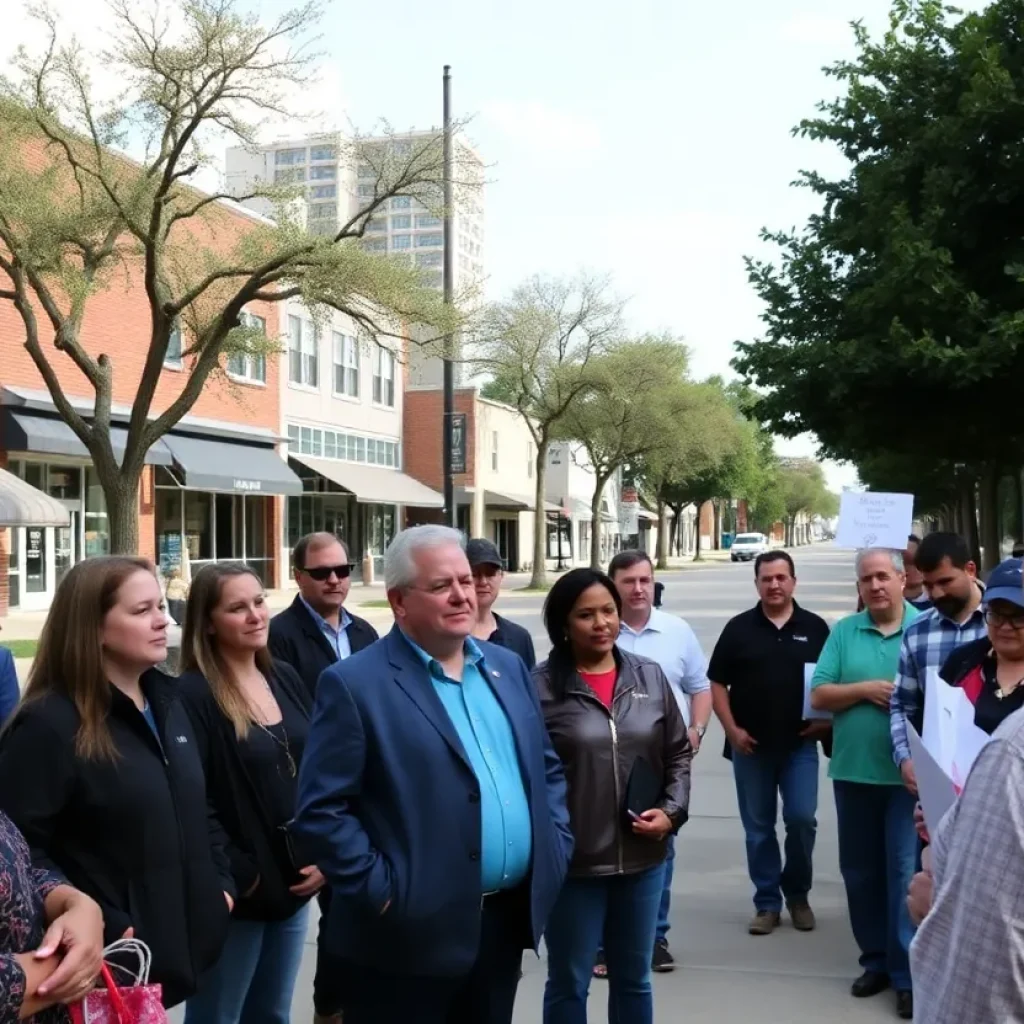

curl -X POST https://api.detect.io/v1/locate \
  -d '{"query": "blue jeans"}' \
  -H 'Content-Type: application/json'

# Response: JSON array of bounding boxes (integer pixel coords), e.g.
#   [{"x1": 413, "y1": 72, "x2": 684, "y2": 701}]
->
[
  {"x1": 731, "y1": 741, "x2": 818, "y2": 912},
  {"x1": 656, "y1": 837, "x2": 675, "y2": 942},
  {"x1": 184, "y1": 903, "x2": 310, "y2": 1024},
  {"x1": 544, "y1": 864, "x2": 663, "y2": 1024},
  {"x1": 833, "y1": 781, "x2": 917, "y2": 992}
]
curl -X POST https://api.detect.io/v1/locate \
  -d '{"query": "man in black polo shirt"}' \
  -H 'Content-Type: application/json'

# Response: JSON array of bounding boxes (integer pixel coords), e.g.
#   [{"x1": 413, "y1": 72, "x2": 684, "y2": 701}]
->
[
  {"x1": 709, "y1": 550, "x2": 831, "y2": 936},
  {"x1": 467, "y1": 537, "x2": 537, "y2": 668}
]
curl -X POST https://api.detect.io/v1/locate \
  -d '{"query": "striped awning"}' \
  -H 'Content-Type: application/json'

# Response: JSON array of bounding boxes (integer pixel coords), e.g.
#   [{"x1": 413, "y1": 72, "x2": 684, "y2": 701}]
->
[{"x1": 0, "y1": 467, "x2": 71, "y2": 527}]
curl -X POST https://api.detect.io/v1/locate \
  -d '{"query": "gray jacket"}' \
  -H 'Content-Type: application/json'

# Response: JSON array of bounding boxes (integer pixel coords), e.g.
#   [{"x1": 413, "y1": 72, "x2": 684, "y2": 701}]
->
[{"x1": 532, "y1": 649, "x2": 691, "y2": 878}]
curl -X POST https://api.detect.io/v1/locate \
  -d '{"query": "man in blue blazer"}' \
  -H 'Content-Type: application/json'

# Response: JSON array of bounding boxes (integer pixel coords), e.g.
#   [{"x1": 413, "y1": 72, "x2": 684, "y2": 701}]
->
[{"x1": 294, "y1": 525, "x2": 573, "y2": 1024}]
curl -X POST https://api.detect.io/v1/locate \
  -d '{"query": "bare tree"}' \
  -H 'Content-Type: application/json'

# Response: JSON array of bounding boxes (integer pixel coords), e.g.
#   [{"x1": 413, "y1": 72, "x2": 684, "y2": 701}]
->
[
  {"x1": 0, "y1": 0, "x2": 475, "y2": 551},
  {"x1": 472, "y1": 272, "x2": 624, "y2": 587}
]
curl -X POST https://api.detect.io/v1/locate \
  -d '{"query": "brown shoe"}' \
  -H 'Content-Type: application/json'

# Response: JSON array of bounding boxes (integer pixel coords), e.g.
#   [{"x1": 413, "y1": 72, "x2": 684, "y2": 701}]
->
[
  {"x1": 748, "y1": 910, "x2": 781, "y2": 935},
  {"x1": 313, "y1": 1015, "x2": 342, "y2": 1024},
  {"x1": 787, "y1": 901, "x2": 816, "y2": 932}
]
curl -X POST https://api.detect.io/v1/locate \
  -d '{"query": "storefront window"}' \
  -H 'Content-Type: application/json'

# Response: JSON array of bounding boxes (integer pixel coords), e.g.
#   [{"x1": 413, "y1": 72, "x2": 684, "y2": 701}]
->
[
  {"x1": 24, "y1": 527, "x2": 47, "y2": 594},
  {"x1": 156, "y1": 488, "x2": 184, "y2": 574},
  {"x1": 286, "y1": 495, "x2": 350, "y2": 551},
  {"x1": 184, "y1": 491, "x2": 212, "y2": 561},
  {"x1": 46, "y1": 465, "x2": 82, "y2": 500},
  {"x1": 84, "y1": 468, "x2": 109, "y2": 556},
  {"x1": 7, "y1": 529, "x2": 20, "y2": 609},
  {"x1": 365, "y1": 504, "x2": 396, "y2": 576}
]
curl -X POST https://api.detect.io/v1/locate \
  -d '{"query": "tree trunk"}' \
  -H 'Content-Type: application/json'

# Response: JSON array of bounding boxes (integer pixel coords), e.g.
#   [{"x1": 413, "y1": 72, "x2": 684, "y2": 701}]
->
[
  {"x1": 694, "y1": 503, "x2": 704, "y2": 562},
  {"x1": 655, "y1": 497, "x2": 668, "y2": 570},
  {"x1": 97, "y1": 463, "x2": 143, "y2": 555},
  {"x1": 960, "y1": 481, "x2": 981, "y2": 567},
  {"x1": 530, "y1": 439, "x2": 550, "y2": 588},
  {"x1": 1017, "y1": 469, "x2": 1024, "y2": 545},
  {"x1": 712, "y1": 500, "x2": 722, "y2": 551},
  {"x1": 671, "y1": 503, "x2": 685, "y2": 556},
  {"x1": 979, "y1": 466, "x2": 1001, "y2": 573},
  {"x1": 589, "y1": 474, "x2": 610, "y2": 570}
]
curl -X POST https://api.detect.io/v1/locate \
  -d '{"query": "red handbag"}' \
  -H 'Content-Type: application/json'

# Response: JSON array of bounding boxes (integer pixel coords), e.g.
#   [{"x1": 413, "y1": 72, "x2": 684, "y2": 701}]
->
[{"x1": 69, "y1": 941, "x2": 167, "y2": 1024}]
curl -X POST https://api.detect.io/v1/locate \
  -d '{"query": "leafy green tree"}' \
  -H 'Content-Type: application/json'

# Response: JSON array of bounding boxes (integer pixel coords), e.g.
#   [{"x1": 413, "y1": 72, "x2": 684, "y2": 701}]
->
[
  {"x1": 733, "y1": 0, "x2": 1024, "y2": 567},
  {"x1": 561, "y1": 335, "x2": 689, "y2": 567},
  {"x1": 470, "y1": 272, "x2": 624, "y2": 586},
  {"x1": 0, "y1": 0, "x2": 465, "y2": 553}
]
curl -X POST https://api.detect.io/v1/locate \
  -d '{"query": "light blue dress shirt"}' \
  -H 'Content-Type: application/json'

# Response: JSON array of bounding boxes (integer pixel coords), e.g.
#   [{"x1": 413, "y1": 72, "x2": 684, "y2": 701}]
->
[
  {"x1": 300, "y1": 596, "x2": 352, "y2": 660},
  {"x1": 617, "y1": 607, "x2": 710, "y2": 726},
  {"x1": 403, "y1": 633, "x2": 533, "y2": 892}
]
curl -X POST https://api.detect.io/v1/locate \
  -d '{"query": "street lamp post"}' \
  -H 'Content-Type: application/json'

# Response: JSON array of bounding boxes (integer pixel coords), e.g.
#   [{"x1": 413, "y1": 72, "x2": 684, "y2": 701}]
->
[{"x1": 441, "y1": 65, "x2": 456, "y2": 528}]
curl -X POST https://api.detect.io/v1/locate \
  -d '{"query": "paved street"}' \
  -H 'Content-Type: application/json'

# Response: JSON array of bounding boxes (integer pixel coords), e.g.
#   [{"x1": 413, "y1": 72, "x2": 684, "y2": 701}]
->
[{"x1": 171, "y1": 546, "x2": 895, "y2": 1023}]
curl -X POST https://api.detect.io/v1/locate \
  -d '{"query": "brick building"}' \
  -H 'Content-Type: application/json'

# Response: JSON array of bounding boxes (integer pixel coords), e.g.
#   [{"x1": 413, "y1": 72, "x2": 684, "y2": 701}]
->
[
  {"x1": 0, "y1": 197, "x2": 300, "y2": 615},
  {"x1": 404, "y1": 388, "x2": 556, "y2": 571}
]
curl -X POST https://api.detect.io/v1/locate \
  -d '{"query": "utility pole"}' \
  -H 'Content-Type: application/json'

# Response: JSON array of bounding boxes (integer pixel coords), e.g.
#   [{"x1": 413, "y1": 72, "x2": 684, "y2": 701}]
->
[{"x1": 442, "y1": 65, "x2": 456, "y2": 528}]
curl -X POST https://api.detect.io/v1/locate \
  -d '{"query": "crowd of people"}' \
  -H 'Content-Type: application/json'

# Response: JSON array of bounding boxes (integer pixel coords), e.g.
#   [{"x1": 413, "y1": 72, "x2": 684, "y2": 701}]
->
[{"x1": 0, "y1": 523, "x2": 1021, "y2": 1023}]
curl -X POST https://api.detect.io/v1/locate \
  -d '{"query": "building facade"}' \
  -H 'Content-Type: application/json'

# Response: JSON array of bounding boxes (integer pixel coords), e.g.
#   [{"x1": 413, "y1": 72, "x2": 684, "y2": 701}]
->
[
  {"x1": 403, "y1": 388, "x2": 552, "y2": 571},
  {"x1": 278, "y1": 299, "x2": 442, "y2": 582},
  {"x1": 0, "y1": 202, "x2": 299, "y2": 616}
]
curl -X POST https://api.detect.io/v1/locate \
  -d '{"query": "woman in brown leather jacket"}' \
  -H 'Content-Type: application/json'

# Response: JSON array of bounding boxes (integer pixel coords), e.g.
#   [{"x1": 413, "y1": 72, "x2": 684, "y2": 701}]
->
[{"x1": 533, "y1": 568, "x2": 691, "y2": 1024}]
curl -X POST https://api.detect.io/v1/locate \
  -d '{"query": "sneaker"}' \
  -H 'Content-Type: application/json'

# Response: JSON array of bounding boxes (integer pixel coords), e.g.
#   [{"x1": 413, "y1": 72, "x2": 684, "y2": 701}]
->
[
  {"x1": 748, "y1": 910, "x2": 781, "y2": 935},
  {"x1": 787, "y1": 900, "x2": 816, "y2": 932},
  {"x1": 651, "y1": 938, "x2": 676, "y2": 972},
  {"x1": 896, "y1": 991, "x2": 913, "y2": 1019}
]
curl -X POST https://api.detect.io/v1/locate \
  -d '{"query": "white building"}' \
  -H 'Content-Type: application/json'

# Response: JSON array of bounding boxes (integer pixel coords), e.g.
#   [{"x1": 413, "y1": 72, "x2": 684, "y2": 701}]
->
[
  {"x1": 277, "y1": 298, "x2": 442, "y2": 581},
  {"x1": 544, "y1": 442, "x2": 658, "y2": 568}
]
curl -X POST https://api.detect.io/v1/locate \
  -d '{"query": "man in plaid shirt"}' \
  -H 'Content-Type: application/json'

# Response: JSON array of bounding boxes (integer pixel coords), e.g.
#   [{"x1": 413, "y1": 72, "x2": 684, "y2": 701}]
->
[{"x1": 889, "y1": 533, "x2": 985, "y2": 793}]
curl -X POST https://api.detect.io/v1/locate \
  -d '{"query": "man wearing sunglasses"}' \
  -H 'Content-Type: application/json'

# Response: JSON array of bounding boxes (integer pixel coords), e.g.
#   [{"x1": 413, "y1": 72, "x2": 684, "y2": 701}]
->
[
  {"x1": 270, "y1": 532, "x2": 380, "y2": 1024},
  {"x1": 270, "y1": 533, "x2": 380, "y2": 704}
]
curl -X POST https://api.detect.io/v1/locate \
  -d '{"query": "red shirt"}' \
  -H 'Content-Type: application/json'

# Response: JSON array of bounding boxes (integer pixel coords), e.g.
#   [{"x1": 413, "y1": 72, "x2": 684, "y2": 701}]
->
[{"x1": 580, "y1": 669, "x2": 617, "y2": 708}]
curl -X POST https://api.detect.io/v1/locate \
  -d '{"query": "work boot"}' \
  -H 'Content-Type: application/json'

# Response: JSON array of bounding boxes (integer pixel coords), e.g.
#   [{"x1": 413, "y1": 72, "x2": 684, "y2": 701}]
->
[
  {"x1": 748, "y1": 910, "x2": 781, "y2": 935},
  {"x1": 787, "y1": 900, "x2": 816, "y2": 932},
  {"x1": 851, "y1": 971, "x2": 890, "y2": 998}
]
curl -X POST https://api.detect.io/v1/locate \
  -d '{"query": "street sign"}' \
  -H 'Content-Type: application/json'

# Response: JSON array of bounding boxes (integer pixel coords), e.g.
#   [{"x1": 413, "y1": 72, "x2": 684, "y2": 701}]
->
[
  {"x1": 620, "y1": 485, "x2": 639, "y2": 535},
  {"x1": 450, "y1": 413, "x2": 467, "y2": 475}
]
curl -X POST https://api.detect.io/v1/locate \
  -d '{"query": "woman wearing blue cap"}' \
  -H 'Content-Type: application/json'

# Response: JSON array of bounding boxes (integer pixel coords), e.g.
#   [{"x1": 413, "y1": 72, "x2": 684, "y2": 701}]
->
[{"x1": 939, "y1": 557, "x2": 1024, "y2": 734}]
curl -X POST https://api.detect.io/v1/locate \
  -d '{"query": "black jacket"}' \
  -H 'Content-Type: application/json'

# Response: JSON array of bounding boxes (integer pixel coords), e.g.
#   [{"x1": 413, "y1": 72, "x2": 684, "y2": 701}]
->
[
  {"x1": 532, "y1": 650, "x2": 692, "y2": 878},
  {"x1": 0, "y1": 671, "x2": 231, "y2": 1007},
  {"x1": 178, "y1": 661, "x2": 312, "y2": 923},
  {"x1": 488, "y1": 613, "x2": 537, "y2": 670},
  {"x1": 268, "y1": 596, "x2": 379, "y2": 700}
]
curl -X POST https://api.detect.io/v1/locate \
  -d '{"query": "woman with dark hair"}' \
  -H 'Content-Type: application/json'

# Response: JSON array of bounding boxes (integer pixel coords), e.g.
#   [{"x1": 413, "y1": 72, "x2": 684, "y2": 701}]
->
[
  {"x1": 533, "y1": 567, "x2": 691, "y2": 1024},
  {"x1": 178, "y1": 563, "x2": 322, "y2": 1024},
  {"x1": 0, "y1": 556, "x2": 232, "y2": 1008}
]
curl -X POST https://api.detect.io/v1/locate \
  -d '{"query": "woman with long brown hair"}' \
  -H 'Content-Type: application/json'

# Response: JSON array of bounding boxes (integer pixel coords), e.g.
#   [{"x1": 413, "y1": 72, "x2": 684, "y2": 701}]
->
[
  {"x1": 178, "y1": 563, "x2": 321, "y2": 1024},
  {"x1": 0, "y1": 556, "x2": 233, "y2": 1008}
]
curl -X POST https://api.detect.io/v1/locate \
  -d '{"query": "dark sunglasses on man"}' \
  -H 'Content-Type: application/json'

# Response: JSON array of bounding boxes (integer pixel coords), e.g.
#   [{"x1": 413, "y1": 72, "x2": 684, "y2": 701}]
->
[{"x1": 302, "y1": 563, "x2": 355, "y2": 582}]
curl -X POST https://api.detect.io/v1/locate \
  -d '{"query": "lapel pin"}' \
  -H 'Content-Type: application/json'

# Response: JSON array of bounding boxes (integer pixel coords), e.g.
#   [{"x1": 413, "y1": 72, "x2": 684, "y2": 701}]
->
[{"x1": 492, "y1": 670, "x2": 501, "y2": 678}]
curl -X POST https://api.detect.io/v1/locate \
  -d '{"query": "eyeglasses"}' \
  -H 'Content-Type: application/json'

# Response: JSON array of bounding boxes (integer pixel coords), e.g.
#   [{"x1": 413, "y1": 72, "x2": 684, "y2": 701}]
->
[
  {"x1": 301, "y1": 564, "x2": 354, "y2": 582},
  {"x1": 985, "y1": 607, "x2": 1024, "y2": 629}
]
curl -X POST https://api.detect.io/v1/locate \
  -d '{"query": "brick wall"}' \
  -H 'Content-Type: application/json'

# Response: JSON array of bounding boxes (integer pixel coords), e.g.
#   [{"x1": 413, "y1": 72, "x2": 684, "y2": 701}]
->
[{"x1": 403, "y1": 388, "x2": 478, "y2": 492}]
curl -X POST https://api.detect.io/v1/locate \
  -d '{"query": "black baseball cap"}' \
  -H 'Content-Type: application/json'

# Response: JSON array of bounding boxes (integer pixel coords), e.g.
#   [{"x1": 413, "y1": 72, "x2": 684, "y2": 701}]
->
[{"x1": 466, "y1": 538, "x2": 503, "y2": 570}]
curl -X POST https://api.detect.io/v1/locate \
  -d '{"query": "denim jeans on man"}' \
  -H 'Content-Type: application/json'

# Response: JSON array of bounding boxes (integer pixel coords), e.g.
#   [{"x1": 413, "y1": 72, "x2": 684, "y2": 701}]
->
[
  {"x1": 544, "y1": 863, "x2": 663, "y2": 1024},
  {"x1": 184, "y1": 903, "x2": 309, "y2": 1024},
  {"x1": 656, "y1": 837, "x2": 675, "y2": 942},
  {"x1": 731, "y1": 740, "x2": 818, "y2": 912},
  {"x1": 833, "y1": 781, "x2": 917, "y2": 992}
]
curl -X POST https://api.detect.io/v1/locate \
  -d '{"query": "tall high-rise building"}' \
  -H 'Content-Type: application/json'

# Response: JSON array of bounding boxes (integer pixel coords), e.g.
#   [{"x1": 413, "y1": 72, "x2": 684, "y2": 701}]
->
[{"x1": 226, "y1": 131, "x2": 483, "y2": 389}]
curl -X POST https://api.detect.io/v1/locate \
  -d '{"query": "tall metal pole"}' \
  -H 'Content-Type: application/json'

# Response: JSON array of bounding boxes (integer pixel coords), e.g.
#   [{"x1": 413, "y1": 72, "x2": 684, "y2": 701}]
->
[{"x1": 442, "y1": 65, "x2": 456, "y2": 528}]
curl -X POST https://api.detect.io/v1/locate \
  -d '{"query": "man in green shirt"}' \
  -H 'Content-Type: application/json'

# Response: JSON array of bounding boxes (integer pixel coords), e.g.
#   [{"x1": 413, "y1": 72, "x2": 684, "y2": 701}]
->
[{"x1": 811, "y1": 549, "x2": 919, "y2": 1021}]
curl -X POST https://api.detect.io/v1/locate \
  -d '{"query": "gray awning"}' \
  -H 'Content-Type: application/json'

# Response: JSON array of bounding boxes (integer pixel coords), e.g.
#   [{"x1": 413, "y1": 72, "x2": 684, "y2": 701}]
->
[
  {"x1": 2, "y1": 410, "x2": 172, "y2": 465},
  {"x1": 454, "y1": 486, "x2": 560, "y2": 513},
  {"x1": 162, "y1": 435, "x2": 302, "y2": 495},
  {"x1": 569, "y1": 498, "x2": 615, "y2": 523},
  {"x1": 0, "y1": 467, "x2": 71, "y2": 527},
  {"x1": 290, "y1": 456, "x2": 443, "y2": 508}
]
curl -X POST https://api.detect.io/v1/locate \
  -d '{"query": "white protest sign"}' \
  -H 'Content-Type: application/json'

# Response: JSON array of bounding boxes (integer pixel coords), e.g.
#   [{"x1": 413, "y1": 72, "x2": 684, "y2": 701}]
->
[
  {"x1": 907, "y1": 722, "x2": 956, "y2": 837},
  {"x1": 834, "y1": 491, "x2": 914, "y2": 551},
  {"x1": 802, "y1": 663, "x2": 831, "y2": 720}
]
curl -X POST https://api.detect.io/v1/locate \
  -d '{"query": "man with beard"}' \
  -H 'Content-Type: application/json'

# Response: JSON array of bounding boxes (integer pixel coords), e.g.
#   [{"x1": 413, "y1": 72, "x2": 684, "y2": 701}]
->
[{"x1": 889, "y1": 532, "x2": 986, "y2": 798}]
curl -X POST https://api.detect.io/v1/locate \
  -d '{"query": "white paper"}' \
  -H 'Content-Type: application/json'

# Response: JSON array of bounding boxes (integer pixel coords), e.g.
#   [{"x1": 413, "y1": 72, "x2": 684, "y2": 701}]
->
[
  {"x1": 802, "y1": 663, "x2": 831, "y2": 720},
  {"x1": 920, "y1": 670, "x2": 992, "y2": 788},
  {"x1": 834, "y1": 491, "x2": 914, "y2": 551},
  {"x1": 907, "y1": 722, "x2": 956, "y2": 836}
]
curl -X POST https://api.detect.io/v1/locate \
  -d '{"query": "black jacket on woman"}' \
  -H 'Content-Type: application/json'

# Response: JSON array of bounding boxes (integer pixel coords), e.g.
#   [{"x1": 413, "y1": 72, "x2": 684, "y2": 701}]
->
[
  {"x1": 0, "y1": 669, "x2": 232, "y2": 1008},
  {"x1": 532, "y1": 648, "x2": 692, "y2": 878},
  {"x1": 177, "y1": 660, "x2": 312, "y2": 923}
]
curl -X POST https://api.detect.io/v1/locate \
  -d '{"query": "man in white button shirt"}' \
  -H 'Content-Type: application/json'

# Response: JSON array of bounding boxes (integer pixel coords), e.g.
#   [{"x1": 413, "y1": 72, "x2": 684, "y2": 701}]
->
[{"x1": 610, "y1": 548, "x2": 711, "y2": 972}]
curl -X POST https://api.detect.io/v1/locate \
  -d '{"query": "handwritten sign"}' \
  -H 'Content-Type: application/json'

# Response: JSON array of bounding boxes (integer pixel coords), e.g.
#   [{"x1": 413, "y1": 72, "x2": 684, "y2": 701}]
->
[{"x1": 834, "y1": 491, "x2": 913, "y2": 551}]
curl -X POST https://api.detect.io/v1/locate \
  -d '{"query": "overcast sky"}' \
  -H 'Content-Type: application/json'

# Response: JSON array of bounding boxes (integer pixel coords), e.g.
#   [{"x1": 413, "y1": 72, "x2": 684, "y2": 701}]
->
[{"x1": 3, "y1": 0, "x2": 989, "y2": 490}]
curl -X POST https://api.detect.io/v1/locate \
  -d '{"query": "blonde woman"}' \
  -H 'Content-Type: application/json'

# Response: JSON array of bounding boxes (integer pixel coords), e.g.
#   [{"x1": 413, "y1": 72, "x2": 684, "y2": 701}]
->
[
  {"x1": 0, "y1": 556, "x2": 233, "y2": 1008},
  {"x1": 178, "y1": 563, "x2": 322, "y2": 1024}
]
